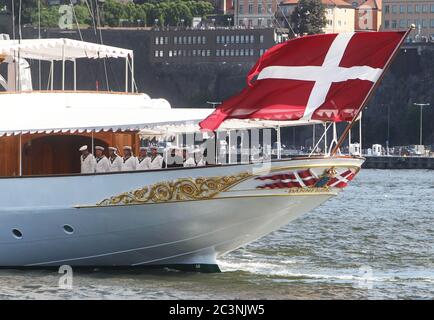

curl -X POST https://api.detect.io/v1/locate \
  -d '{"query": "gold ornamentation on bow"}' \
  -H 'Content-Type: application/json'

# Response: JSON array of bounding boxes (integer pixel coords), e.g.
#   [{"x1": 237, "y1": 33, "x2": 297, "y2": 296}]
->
[{"x1": 97, "y1": 172, "x2": 251, "y2": 206}]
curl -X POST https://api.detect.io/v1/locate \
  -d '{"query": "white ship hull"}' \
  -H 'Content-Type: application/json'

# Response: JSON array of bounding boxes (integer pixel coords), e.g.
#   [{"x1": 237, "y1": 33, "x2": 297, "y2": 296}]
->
[{"x1": 0, "y1": 157, "x2": 363, "y2": 271}]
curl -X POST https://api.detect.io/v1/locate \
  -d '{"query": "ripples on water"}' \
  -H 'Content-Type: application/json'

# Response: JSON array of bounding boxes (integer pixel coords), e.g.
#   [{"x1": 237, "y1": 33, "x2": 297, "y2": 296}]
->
[{"x1": 0, "y1": 170, "x2": 433, "y2": 299}]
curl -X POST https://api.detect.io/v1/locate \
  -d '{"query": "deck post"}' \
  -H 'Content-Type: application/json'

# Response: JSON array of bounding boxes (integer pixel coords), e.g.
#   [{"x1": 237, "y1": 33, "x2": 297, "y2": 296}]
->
[
  {"x1": 62, "y1": 43, "x2": 65, "y2": 91},
  {"x1": 73, "y1": 59, "x2": 77, "y2": 91},
  {"x1": 131, "y1": 54, "x2": 135, "y2": 93},
  {"x1": 50, "y1": 60, "x2": 54, "y2": 90},
  {"x1": 276, "y1": 126, "x2": 281, "y2": 160},
  {"x1": 324, "y1": 123, "x2": 328, "y2": 155},
  {"x1": 125, "y1": 57, "x2": 128, "y2": 92}
]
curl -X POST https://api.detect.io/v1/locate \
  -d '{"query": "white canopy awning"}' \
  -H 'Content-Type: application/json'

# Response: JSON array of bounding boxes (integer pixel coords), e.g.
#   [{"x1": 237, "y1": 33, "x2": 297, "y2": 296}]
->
[
  {"x1": 0, "y1": 91, "x2": 322, "y2": 137},
  {"x1": 0, "y1": 91, "x2": 210, "y2": 136},
  {"x1": 0, "y1": 38, "x2": 133, "y2": 61}
]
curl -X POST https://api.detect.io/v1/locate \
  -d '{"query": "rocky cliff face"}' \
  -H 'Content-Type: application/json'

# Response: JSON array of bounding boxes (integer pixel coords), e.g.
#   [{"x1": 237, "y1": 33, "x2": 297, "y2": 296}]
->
[{"x1": 18, "y1": 28, "x2": 434, "y2": 147}]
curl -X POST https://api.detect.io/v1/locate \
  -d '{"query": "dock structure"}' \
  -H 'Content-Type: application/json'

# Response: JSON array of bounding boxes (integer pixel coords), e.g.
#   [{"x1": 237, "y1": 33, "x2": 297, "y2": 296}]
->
[{"x1": 363, "y1": 156, "x2": 434, "y2": 169}]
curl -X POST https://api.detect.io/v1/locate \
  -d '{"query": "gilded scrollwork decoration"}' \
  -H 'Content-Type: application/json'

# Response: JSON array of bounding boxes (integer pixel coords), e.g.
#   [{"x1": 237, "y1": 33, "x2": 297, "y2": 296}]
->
[{"x1": 97, "y1": 172, "x2": 252, "y2": 206}]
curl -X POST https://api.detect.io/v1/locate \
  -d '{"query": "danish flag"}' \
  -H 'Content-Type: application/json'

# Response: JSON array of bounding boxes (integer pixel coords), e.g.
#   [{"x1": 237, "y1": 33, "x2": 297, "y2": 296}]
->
[
  {"x1": 200, "y1": 31, "x2": 407, "y2": 131},
  {"x1": 327, "y1": 170, "x2": 356, "y2": 188},
  {"x1": 256, "y1": 169, "x2": 357, "y2": 189},
  {"x1": 256, "y1": 169, "x2": 318, "y2": 189}
]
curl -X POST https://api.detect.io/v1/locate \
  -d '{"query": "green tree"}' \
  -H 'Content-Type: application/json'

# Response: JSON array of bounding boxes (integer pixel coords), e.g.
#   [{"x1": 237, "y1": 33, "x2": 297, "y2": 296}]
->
[
  {"x1": 163, "y1": 1, "x2": 192, "y2": 26},
  {"x1": 290, "y1": 0, "x2": 326, "y2": 35},
  {"x1": 103, "y1": 0, "x2": 127, "y2": 26}
]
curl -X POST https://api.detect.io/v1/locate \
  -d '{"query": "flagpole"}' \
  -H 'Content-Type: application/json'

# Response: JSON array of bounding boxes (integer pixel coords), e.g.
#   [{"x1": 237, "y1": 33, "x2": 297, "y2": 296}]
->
[{"x1": 331, "y1": 26, "x2": 414, "y2": 156}]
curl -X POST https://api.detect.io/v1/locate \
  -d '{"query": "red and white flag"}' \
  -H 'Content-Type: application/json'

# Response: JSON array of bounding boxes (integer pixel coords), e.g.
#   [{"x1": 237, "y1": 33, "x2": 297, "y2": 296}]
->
[
  {"x1": 327, "y1": 169, "x2": 356, "y2": 188},
  {"x1": 200, "y1": 31, "x2": 407, "y2": 131},
  {"x1": 256, "y1": 169, "x2": 357, "y2": 189},
  {"x1": 256, "y1": 169, "x2": 318, "y2": 189}
]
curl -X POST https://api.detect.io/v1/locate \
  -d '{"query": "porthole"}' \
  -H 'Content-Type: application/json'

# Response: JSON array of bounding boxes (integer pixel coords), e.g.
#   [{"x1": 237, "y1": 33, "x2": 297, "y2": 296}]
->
[
  {"x1": 12, "y1": 229, "x2": 23, "y2": 239},
  {"x1": 63, "y1": 225, "x2": 74, "y2": 235}
]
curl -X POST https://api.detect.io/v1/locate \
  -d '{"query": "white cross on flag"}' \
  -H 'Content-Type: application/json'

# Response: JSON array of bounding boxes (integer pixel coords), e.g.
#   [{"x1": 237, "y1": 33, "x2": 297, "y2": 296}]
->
[{"x1": 200, "y1": 31, "x2": 407, "y2": 131}]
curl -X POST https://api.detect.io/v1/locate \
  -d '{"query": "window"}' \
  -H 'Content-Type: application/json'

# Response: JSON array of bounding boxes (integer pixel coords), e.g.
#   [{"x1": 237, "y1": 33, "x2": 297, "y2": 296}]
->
[
  {"x1": 240, "y1": 49, "x2": 244, "y2": 56},
  {"x1": 216, "y1": 50, "x2": 220, "y2": 57},
  {"x1": 174, "y1": 36, "x2": 178, "y2": 45},
  {"x1": 415, "y1": 4, "x2": 421, "y2": 13},
  {"x1": 248, "y1": 4, "x2": 253, "y2": 14},
  {"x1": 399, "y1": 19, "x2": 406, "y2": 28},
  {"x1": 188, "y1": 36, "x2": 192, "y2": 44},
  {"x1": 422, "y1": 4, "x2": 428, "y2": 13},
  {"x1": 407, "y1": 5, "x2": 413, "y2": 13},
  {"x1": 193, "y1": 36, "x2": 197, "y2": 44},
  {"x1": 155, "y1": 37, "x2": 159, "y2": 45},
  {"x1": 384, "y1": 20, "x2": 390, "y2": 29},
  {"x1": 198, "y1": 36, "x2": 202, "y2": 44},
  {"x1": 250, "y1": 49, "x2": 254, "y2": 56},
  {"x1": 239, "y1": 4, "x2": 243, "y2": 14},
  {"x1": 267, "y1": 4, "x2": 272, "y2": 13},
  {"x1": 202, "y1": 36, "x2": 206, "y2": 44},
  {"x1": 400, "y1": 5, "x2": 405, "y2": 13},
  {"x1": 422, "y1": 19, "x2": 428, "y2": 28},
  {"x1": 231, "y1": 35, "x2": 235, "y2": 43},
  {"x1": 154, "y1": 50, "x2": 159, "y2": 57},
  {"x1": 391, "y1": 20, "x2": 397, "y2": 29},
  {"x1": 248, "y1": 19, "x2": 253, "y2": 27},
  {"x1": 431, "y1": 19, "x2": 434, "y2": 28},
  {"x1": 207, "y1": 50, "x2": 211, "y2": 57},
  {"x1": 250, "y1": 35, "x2": 254, "y2": 43},
  {"x1": 384, "y1": 5, "x2": 389, "y2": 14},
  {"x1": 183, "y1": 36, "x2": 187, "y2": 44},
  {"x1": 258, "y1": 19, "x2": 262, "y2": 27},
  {"x1": 235, "y1": 49, "x2": 239, "y2": 56},
  {"x1": 431, "y1": 4, "x2": 434, "y2": 13},
  {"x1": 168, "y1": 50, "x2": 172, "y2": 57},
  {"x1": 258, "y1": 4, "x2": 263, "y2": 14},
  {"x1": 226, "y1": 35, "x2": 230, "y2": 43},
  {"x1": 415, "y1": 19, "x2": 420, "y2": 28},
  {"x1": 164, "y1": 37, "x2": 168, "y2": 45},
  {"x1": 391, "y1": 5, "x2": 397, "y2": 13},
  {"x1": 193, "y1": 50, "x2": 196, "y2": 57},
  {"x1": 260, "y1": 35, "x2": 264, "y2": 43},
  {"x1": 407, "y1": 20, "x2": 413, "y2": 28},
  {"x1": 159, "y1": 51, "x2": 163, "y2": 57},
  {"x1": 216, "y1": 35, "x2": 220, "y2": 44},
  {"x1": 236, "y1": 35, "x2": 240, "y2": 43}
]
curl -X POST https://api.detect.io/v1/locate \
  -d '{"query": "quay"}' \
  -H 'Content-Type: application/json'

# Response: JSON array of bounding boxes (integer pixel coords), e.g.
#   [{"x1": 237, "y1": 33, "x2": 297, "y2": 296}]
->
[{"x1": 362, "y1": 156, "x2": 434, "y2": 169}]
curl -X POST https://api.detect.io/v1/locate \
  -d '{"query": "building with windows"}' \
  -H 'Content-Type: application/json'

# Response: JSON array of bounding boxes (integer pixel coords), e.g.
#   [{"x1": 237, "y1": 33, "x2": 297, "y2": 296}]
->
[
  {"x1": 352, "y1": 0, "x2": 382, "y2": 31},
  {"x1": 150, "y1": 28, "x2": 276, "y2": 64},
  {"x1": 382, "y1": 0, "x2": 434, "y2": 41},
  {"x1": 209, "y1": 0, "x2": 235, "y2": 14},
  {"x1": 234, "y1": 0, "x2": 279, "y2": 27},
  {"x1": 277, "y1": 0, "x2": 355, "y2": 34}
]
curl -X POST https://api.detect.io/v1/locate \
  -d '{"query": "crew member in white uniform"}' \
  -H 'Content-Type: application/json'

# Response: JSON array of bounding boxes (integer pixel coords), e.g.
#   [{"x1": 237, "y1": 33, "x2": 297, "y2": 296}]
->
[
  {"x1": 121, "y1": 146, "x2": 137, "y2": 171},
  {"x1": 94, "y1": 146, "x2": 110, "y2": 173},
  {"x1": 145, "y1": 145, "x2": 163, "y2": 170},
  {"x1": 79, "y1": 145, "x2": 96, "y2": 174},
  {"x1": 183, "y1": 148, "x2": 196, "y2": 167},
  {"x1": 108, "y1": 147, "x2": 123, "y2": 172},
  {"x1": 136, "y1": 147, "x2": 149, "y2": 170}
]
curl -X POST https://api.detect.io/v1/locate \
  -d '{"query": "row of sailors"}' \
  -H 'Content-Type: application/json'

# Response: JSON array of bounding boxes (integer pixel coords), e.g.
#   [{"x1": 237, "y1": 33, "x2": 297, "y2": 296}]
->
[{"x1": 80, "y1": 145, "x2": 206, "y2": 174}]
